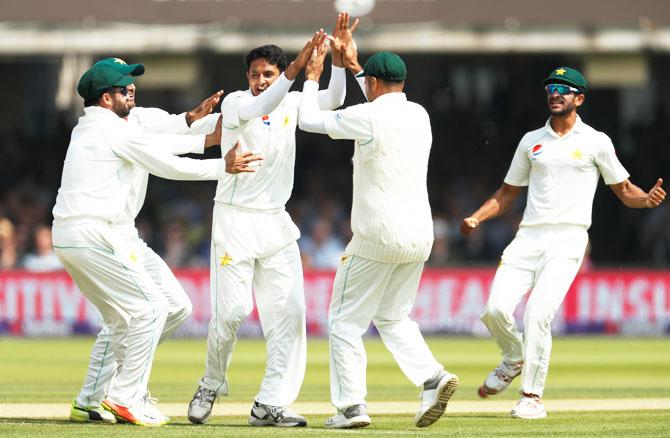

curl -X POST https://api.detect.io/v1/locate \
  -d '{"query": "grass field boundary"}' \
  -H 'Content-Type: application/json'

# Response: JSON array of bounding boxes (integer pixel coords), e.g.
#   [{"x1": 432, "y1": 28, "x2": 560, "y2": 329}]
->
[{"x1": 1, "y1": 398, "x2": 669, "y2": 419}]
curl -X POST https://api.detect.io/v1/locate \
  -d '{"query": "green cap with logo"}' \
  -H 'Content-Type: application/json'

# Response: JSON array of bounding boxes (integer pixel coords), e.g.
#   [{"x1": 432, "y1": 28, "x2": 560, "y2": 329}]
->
[
  {"x1": 355, "y1": 51, "x2": 407, "y2": 82},
  {"x1": 94, "y1": 57, "x2": 145, "y2": 76},
  {"x1": 543, "y1": 67, "x2": 587, "y2": 92},
  {"x1": 77, "y1": 64, "x2": 135, "y2": 101}
]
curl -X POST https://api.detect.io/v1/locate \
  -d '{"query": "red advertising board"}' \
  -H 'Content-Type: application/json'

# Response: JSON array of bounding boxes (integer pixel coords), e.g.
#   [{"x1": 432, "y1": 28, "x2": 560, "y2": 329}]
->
[{"x1": 1, "y1": 269, "x2": 669, "y2": 336}]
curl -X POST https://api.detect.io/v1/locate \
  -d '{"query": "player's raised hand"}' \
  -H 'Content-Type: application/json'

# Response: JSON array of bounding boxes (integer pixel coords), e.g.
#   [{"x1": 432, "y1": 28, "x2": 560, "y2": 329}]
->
[
  {"x1": 460, "y1": 217, "x2": 480, "y2": 236},
  {"x1": 186, "y1": 89, "x2": 224, "y2": 126},
  {"x1": 331, "y1": 12, "x2": 360, "y2": 73},
  {"x1": 305, "y1": 37, "x2": 329, "y2": 82},
  {"x1": 224, "y1": 141, "x2": 263, "y2": 174},
  {"x1": 286, "y1": 29, "x2": 327, "y2": 81},
  {"x1": 646, "y1": 178, "x2": 666, "y2": 208}
]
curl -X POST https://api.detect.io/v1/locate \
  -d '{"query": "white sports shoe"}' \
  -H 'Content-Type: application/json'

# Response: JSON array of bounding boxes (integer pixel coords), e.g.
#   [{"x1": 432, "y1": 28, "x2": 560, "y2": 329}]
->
[
  {"x1": 511, "y1": 394, "x2": 547, "y2": 419},
  {"x1": 102, "y1": 399, "x2": 167, "y2": 426},
  {"x1": 143, "y1": 392, "x2": 170, "y2": 424},
  {"x1": 187, "y1": 385, "x2": 218, "y2": 424},
  {"x1": 325, "y1": 404, "x2": 371, "y2": 429},
  {"x1": 478, "y1": 361, "x2": 523, "y2": 397},
  {"x1": 248, "y1": 401, "x2": 307, "y2": 427},
  {"x1": 415, "y1": 371, "x2": 459, "y2": 428}
]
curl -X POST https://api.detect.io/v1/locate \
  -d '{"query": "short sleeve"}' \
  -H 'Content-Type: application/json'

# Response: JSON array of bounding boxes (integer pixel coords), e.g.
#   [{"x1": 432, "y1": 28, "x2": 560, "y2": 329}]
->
[
  {"x1": 596, "y1": 135, "x2": 630, "y2": 185},
  {"x1": 323, "y1": 103, "x2": 373, "y2": 143},
  {"x1": 504, "y1": 136, "x2": 532, "y2": 187}
]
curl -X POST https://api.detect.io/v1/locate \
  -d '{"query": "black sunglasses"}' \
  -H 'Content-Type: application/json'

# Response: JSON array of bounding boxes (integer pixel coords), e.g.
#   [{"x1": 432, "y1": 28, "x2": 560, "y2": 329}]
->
[{"x1": 102, "y1": 86, "x2": 129, "y2": 96}]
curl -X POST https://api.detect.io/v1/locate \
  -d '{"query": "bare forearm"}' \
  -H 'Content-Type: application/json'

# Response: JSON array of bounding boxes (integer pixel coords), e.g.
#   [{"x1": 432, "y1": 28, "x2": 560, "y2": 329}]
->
[{"x1": 471, "y1": 189, "x2": 516, "y2": 223}]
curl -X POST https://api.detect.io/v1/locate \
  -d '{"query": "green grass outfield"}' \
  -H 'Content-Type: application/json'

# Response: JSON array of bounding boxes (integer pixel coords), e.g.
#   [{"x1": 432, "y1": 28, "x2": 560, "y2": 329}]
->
[{"x1": 1, "y1": 337, "x2": 669, "y2": 436}]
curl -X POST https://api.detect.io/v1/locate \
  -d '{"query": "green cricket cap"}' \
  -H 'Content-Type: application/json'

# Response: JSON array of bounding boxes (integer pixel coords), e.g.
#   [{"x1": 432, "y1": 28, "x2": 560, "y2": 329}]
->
[
  {"x1": 543, "y1": 67, "x2": 587, "y2": 92},
  {"x1": 355, "y1": 51, "x2": 407, "y2": 82},
  {"x1": 77, "y1": 64, "x2": 135, "y2": 101},
  {"x1": 94, "y1": 57, "x2": 145, "y2": 76}
]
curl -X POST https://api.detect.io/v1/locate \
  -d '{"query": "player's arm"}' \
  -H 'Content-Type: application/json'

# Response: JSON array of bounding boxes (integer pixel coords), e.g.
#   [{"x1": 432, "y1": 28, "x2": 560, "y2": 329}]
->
[
  {"x1": 238, "y1": 31, "x2": 325, "y2": 121},
  {"x1": 329, "y1": 13, "x2": 366, "y2": 99},
  {"x1": 111, "y1": 122, "x2": 261, "y2": 179},
  {"x1": 132, "y1": 90, "x2": 223, "y2": 134},
  {"x1": 299, "y1": 39, "x2": 371, "y2": 140},
  {"x1": 461, "y1": 183, "x2": 524, "y2": 235},
  {"x1": 609, "y1": 178, "x2": 666, "y2": 208}
]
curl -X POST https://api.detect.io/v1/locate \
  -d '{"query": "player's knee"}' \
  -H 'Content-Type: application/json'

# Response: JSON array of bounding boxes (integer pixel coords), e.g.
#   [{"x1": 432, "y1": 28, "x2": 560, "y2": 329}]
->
[{"x1": 481, "y1": 305, "x2": 508, "y2": 324}]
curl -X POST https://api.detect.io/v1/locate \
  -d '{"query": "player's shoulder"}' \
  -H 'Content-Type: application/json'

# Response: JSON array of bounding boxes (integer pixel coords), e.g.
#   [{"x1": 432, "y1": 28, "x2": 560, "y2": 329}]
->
[
  {"x1": 518, "y1": 126, "x2": 547, "y2": 147},
  {"x1": 221, "y1": 90, "x2": 248, "y2": 104},
  {"x1": 577, "y1": 119, "x2": 613, "y2": 146}
]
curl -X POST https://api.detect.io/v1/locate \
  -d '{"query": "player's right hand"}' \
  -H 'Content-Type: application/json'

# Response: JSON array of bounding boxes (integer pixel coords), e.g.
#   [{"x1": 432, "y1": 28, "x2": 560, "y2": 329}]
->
[
  {"x1": 224, "y1": 141, "x2": 263, "y2": 174},
  {"x1": 460, "y1": 217, "x2": 480, "y2": 236},
  {"x1": 186, "y1": 89, "x2": 224, "y2": 127}
]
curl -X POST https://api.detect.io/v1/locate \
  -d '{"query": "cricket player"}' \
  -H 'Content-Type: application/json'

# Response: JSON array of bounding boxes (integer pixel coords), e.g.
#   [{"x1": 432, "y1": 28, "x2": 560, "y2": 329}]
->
[
  {"x1": 52, "y1": 62, "x2": 246, "y2": 426},
  {"x1": 460, "y1": 67, "x2": 666, "y2": 419},
  {"x1": 186, "y1": 29, "x2": 346, "y2": 427},
  {"x1": 298, "y1": 31, "x2": 459, "y2": 428},
  {"x1": 68, "y1": 58, "x2": 260, "y2": 425}
]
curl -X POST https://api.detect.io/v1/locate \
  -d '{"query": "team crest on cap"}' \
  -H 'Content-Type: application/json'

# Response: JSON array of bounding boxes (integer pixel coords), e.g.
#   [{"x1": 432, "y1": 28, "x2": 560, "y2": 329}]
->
[
  {"x1": 555, "y1": 68, "x2": 566, "y2": 75},
  {"x1": 113, "y1": 58, "x2": 127, "y2": 64},
  {"x1": 530, "y1": 144, "x2": 543, "y2": 160}
]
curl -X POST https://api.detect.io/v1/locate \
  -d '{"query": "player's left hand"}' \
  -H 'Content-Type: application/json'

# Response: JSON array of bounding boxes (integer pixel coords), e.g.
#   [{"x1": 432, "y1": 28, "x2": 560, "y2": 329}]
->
[
  {"x1": 646, "y1": 178, "x2": 666, "y2": 208},
  {"x1": 305, "y1": 38, "x2": 329, "y2": 82},
  {"x1": 186, "y1": 89, "x2": 224, "y2": 127}
]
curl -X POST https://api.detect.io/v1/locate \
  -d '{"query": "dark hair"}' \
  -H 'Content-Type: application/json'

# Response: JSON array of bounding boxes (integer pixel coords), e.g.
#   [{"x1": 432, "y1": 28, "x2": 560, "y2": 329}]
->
[{"x1": 244, "y1": 45, "x2": 287, "y2": 72}]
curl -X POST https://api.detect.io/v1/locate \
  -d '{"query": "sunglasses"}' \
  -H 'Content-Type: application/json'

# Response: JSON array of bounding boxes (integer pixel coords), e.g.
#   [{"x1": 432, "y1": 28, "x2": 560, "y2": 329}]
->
[
  {"x1": 545, "y1": 84, "x2": 580, "y2": 95},
  {"x1": 102, "y1": 86, "x2": 129, "y2": 96}
]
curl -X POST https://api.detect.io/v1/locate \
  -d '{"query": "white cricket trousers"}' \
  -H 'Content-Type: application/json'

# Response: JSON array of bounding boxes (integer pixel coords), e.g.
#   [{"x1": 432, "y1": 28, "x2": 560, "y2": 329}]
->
[
  {"x1": 481, "y1": 224, "x2": 588, "y2": 397},
  {"x1": 200, "y1": 203, "x2": 306, "y2": 407},
  {"x1": 53, "y1": 220, "x2": 172, "y2": 408},
  {"x1": 329, "y1": 255, "x2": 443, "y2": 410},
  {"x1": 70, "y1": 226, "x2": 192, "y2": 408}
]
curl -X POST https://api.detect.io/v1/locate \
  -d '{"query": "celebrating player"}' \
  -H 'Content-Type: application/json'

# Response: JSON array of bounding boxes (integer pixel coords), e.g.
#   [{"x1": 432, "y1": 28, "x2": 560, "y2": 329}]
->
[
  {"x1": 52, "y1": 62, "x2": 252, "y2": 426},
  {"x1": 298, "y1": 20, "x2": 459, "y2": 429},
  {"x1": 185, "y1": 28, "x2": 346, "y2": 427},
  {"x1": 460, "y1": 67, "x2": 666, "y2": 419},
  {"x1": 67, "y1": 58, "x2": 258, "y2": 426}
]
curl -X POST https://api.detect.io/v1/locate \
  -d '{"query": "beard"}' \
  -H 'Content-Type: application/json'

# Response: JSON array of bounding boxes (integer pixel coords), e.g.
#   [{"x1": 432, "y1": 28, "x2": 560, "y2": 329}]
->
[
  {"x1": 111, "y1": 99, "x2": 131, "y2": 118},
  {"x1": 548, "y1": 97, "x2": 576, "y2": 116}
]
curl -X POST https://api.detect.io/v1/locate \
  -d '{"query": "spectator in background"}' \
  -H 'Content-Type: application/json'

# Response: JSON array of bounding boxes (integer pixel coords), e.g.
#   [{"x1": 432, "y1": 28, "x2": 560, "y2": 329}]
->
[
  {"x1": 300, "y1": 217, "x2": 344, "y2": 269},
  {"x1": 23, "y1": 224, "x2": 62, "y2": 271},
  {"x1": 0, "y1": 217, "x2": 17, "y2": 269}
]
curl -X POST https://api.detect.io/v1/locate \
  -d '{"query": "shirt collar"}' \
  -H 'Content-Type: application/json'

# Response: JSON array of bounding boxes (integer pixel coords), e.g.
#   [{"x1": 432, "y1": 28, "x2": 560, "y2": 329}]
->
[
  {"x1": 84, "y1": 105, "x2": 124, "y2": 121},
  {"x1": 543, "y1": 114, "x2": 585, "y2": 138},
  {"x1": 372, "y1": 92, "x2": 407, "y2": 104}
]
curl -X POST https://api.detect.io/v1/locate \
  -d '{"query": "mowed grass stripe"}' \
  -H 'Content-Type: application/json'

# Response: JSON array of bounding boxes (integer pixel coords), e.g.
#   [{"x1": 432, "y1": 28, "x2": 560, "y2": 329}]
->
[
  {"x1": 1, "y1": 337, "x2": 668, "y2": 403},
  {"x1": 2, "y1": 398, "x2": 670, "y2": 418}
]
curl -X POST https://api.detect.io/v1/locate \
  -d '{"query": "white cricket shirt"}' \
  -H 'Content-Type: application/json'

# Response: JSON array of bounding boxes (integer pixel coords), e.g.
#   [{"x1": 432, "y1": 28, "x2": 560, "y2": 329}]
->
[
  {"x1": 210, "y1": 66, "x2": 346, "y2": 211},
  {"x1": 120, "y1": 107, "x2": 206, "y2": 224},
  {"x1": 52, "y1": 106, "x2": 226, "y2": 224},
  {"x1": 300, "y1": 81, "x2": 434, "y2": 263},
  {"x1": 505, "y1": 116, "x2": 629, "y2": 229}
]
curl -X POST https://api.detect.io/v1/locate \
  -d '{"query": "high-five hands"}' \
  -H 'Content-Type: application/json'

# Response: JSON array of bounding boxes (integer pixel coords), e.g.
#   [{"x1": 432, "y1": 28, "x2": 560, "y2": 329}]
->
[
  {"x1": 305, "y1": 34, "x2": 330, "y2": 82},
  {"x1": 329, "y1": 12, "x2": 361, "y2": 74},
  {"x1": 285, "y1": 29, "x2": 327, "y2": 80}
]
